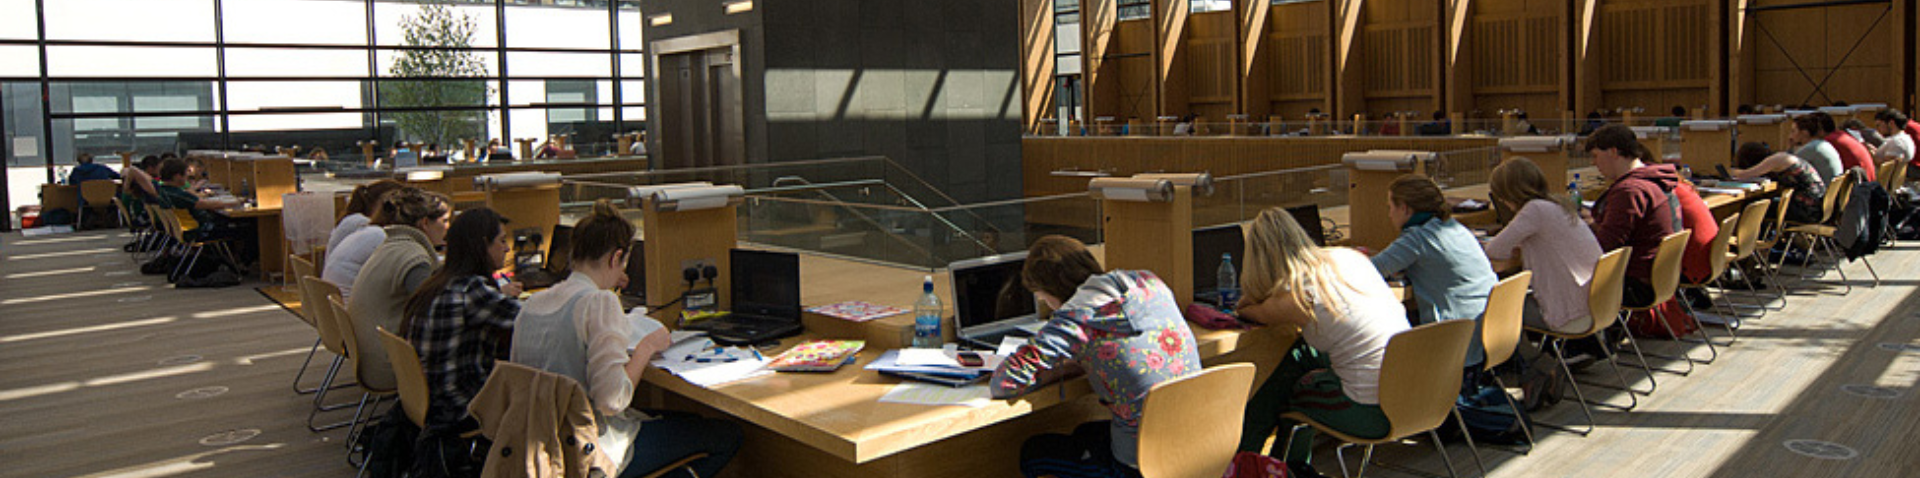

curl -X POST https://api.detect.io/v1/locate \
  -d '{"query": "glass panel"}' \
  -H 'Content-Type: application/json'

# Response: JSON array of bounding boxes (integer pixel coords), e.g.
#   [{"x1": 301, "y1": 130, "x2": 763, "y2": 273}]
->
[
  {"x1": 45, "y1": 0, "x2": 215, "y2": 43},
  {"x1": 506, "y1": 51, "x2": 612, "y2": 78},
  {"x1": 375, "y1": 1, "x2": 499, "y2": 49},
  {"x1": 507, "y1": 107, "x2": 547, "y2": 142},
  {"x1": 1191, "y1": 0, "x2": 1231, "y2": 13},
  {"x1": 505, "y1": 4, "x2": 611, "y2": 50},
  {"x1": 376, "y1": 49, "x2": 497, "y2": 78},
  {"x1": 0, "y1": 45, "x2": 38, "y2": 77},
  {"x1": 621, "y1": 106, "x2": 644, "y2": 123},
  {"x1": 228, "y1": 111, "x2": 364, "y2": 133},
  {"x1": 225, "y1": 48, "x2": 371, "y2": 78},
  {"x1": 620, "y1": 53, "x2": 646, "y2": 78},
  {"x1": 227, "y1": 80, "x2": 364, "y2": 111},
  {"x1": 616, "y1": 7, "x2": 642, "y2": 51},
  {"x1": 0, "y1": 0, "x2": 35, "y2": 40},
  {"x1": 223, "y1": 0, "x2": 369, "y2": 46},
  {"x1": 619, "y1": 80, "x2": 645, "y2": 105},
  {"x1": 46, "y1": 46, "x2": 218, "y2": 78}
]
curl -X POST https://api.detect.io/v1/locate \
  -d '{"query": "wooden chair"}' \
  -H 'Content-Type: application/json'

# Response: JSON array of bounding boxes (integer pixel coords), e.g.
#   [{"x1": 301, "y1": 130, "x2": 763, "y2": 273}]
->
[
  {"x1": 287, "y1": 255, "x2": 328, "y2": 396},
  {"x1": 77, "y1": 180, "x2": 119, "y2": 229},
  {"x1": 1878, "y1": 159, "x2": 1908, "y2": 246},
  {"x1": 159, "y1": 208, "x2": 237, "y2": 284},
  {"x1": 1472, "y1": 271, "x2": 1534, "y2": 455},
  {"x1": 1723, "y1": 199, "x2": 1779, "y2": 318},
  {"x1": 330, "y1": 296, "x2": 397, "y2": 465},
  {"x1": 1617, "y1": 231, "x2": 1714, "y2": 375},
  {"x1": 1137, "y1": 363, "x2": 1257, "y2": 478},
  {"x1": 1274, "y1": 320, "x2": 1485, "y2": 478},
  {"x1": 1751, "y1": 190, "x2": 1795, "y2": 308},
  {"x1": 1677, "y1": 214, "x2": 1743, "y2": 347},
  {"x1": 1779, "y1": 171, "x2": 1854, "y2": 285},
  {"x1": 302, "y1": 276, "x2": 360, "y2": 432},
  {"x1": 1525, "y1": 248, "x2": 1646, "y2": 436},
  {"x1": 1783, "y1": 170, "x2": 1878, "y2": 290}
]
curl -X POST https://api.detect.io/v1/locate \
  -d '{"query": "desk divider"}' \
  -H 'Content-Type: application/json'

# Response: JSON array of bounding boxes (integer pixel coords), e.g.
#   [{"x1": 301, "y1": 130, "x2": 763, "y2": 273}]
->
[
  {"x1": 1499, "y1": 136, "x2": 1574, "y2": 189},
  {"x1": 483, "y1": 182, "x2": 562, "y2": 283},
  {"x1": 1100, "y1": 185, "x2": 1196, "y2": 311},
  {"x1": 1737, "y1": 114, "x2": 1789, "y2": 155},
  {"x1": 1344, "y1": 150, "x2": 1430, "y2": 251},
  {"x1": 250, "y1": 157, "x2": 297, "y2": 210},
  {"x1": 1680, "y1": 120, "x2": 1737, "y2": 174},
  {"x1": 640, "y1": 197, "x2": 737, "y2": 325}
]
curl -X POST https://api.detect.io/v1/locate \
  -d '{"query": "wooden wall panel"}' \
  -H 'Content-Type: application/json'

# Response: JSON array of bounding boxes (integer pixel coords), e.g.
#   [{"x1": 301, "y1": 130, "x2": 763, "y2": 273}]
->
[
  {"x1": 1113, "y1": 20, "x2": 1159, "y2": 121},
  {"x1": 1596, "y1": 0, "x2": 1712, "y2": 113},
  {"x1": 1358, "y1": 0, "x2": 1441, "y2": 116},
  {"x1": 1750, "y1": 1, "x2": 1903, "y2": 107},
  {"x1": 1268, "y1": 0, "x2": 1331, "y2": 118},
  {"x1": 1186, "y1": 11, "x2": 1239, "y2": 118}
]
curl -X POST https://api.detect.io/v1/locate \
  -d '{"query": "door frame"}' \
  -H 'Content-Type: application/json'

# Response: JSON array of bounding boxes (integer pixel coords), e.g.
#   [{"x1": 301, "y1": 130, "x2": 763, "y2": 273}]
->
[{"x1": 650, "y1": 30, "x2": 745, "y2": 170}]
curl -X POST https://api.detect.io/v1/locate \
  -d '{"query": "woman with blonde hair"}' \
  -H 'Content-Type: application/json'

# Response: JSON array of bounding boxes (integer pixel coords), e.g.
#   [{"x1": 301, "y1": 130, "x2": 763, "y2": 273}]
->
[
  {"x1": 1236, "y1": 208, "x2": 1408, "y2": 478},
  {"x1": 1485, "y1": 158, "x2": 1602, "y2": 334}
]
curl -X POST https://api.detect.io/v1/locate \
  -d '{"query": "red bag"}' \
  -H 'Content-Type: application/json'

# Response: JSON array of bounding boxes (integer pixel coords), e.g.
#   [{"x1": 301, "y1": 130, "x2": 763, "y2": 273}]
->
[
  {"x1": 1626, "y1": 298, "x2": 1699, "y2": 339},
  {"x1": 1222, "y1": 452, "x2": 1292, "y2": 478}
]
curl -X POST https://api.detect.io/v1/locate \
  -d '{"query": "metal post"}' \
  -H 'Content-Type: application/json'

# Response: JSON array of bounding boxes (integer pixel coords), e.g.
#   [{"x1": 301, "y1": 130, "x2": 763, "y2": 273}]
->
[
  {"x1": 214, "y1": 0, "x2": 231, "y2": 150},
  {"x1": 366, "y1": 0, "x2": 380, "y2": 149},
  {"x1": 609, "y1": 0, "x2": 623, "y2": 133},
  {"x1": 496, "y1": 0, "x2": 511, "y2": 143},
  {"x1": 35, "y1": 0, "x2": 53, "y2": 183}
]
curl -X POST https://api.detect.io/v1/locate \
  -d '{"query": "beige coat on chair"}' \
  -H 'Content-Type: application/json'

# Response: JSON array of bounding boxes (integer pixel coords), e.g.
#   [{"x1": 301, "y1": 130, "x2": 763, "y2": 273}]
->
[{"x1": 469, "y1": 361, "x2": 617, "y2": 478}]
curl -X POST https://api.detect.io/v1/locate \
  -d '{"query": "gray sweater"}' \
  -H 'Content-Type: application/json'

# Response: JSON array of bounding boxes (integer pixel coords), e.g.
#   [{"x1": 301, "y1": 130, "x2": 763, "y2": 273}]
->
[{"x1": 346, "y1": 225, "x2": 437, "y2": 391}]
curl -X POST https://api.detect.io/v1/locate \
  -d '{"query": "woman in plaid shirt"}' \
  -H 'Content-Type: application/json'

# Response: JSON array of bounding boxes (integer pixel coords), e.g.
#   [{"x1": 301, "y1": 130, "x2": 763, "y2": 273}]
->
[{"x1": 402, "y1": 207, "x2": 525, "y2": 432}]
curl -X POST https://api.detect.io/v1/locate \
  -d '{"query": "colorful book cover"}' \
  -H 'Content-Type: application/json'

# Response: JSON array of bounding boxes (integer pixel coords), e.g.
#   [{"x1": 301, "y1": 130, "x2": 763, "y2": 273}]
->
[
  {"x1": 806, "y1": 301, "x2": 908, "y2": 322},
  {"x1": 766, "y1": 340, "x2": 866, "y2": 372}
]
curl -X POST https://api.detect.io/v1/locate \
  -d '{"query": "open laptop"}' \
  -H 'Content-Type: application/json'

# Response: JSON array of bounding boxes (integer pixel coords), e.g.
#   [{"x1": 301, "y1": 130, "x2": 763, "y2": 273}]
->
[
  {"x1": 1287, "y1": 204, "x2": 1327, "y2": 247},
  {"x1": 950, "y1": 252, "x2": 1042, "y2": 350},
  {"x1": 1191, "y1": 224, "x2": 1245, "y2": 307},
  {"x1": 682, "y1": 249, "x2": 804, "y2": 345},
  {"x1": 518, "y1": 225, "x2": 573, "y2": 290},
  {"x1": 617, "y1": 238, "x2": 647, "y2": 311}
]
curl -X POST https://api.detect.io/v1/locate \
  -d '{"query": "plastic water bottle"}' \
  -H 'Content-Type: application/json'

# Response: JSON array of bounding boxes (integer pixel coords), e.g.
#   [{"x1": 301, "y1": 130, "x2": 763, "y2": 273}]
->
[
  {"x1": 1216, "y1": 253, "x2": 1240, "y2": 313},
  {"x1": 913, "y1": 276, "x2": 943, "y2": 348},
  {"x1": 1568, "y1": 173, "x2": 1582, "y2": 203}
]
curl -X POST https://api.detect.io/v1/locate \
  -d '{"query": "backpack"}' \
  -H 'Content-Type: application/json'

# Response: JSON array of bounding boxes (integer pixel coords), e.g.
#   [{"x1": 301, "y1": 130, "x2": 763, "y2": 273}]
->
[
  {"x1": 357, "y1": 407, "x2": 419, "y2": 478},
  {"x1": 1840, "y1": 180, "x2": 1889, "y2": 259},
  {"x1": 1221, "y1": 452, "x2": 1293, "y2": 478},
  {"x1": 1443, "y1": 383, "x2": 1533, "y2": 446},
  {"x1": 1626, "y1": 298, "x2": 1698, "y2": 339}
]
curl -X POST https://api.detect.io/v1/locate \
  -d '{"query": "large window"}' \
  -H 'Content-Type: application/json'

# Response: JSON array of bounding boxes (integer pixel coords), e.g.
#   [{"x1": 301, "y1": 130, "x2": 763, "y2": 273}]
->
[{"x1": 0, "y1": 0, "x2": 646, "y2": 168}]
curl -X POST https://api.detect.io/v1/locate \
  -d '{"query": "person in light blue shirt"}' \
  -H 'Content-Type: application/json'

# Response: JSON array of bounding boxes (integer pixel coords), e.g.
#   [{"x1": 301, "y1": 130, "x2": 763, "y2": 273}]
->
[
  {"x1": 1369, "y1": 174, "x2": 1497, "y2": 365},
  {"x1": 1791, "y1": 114, "x2": 1844, "y2": 183}
]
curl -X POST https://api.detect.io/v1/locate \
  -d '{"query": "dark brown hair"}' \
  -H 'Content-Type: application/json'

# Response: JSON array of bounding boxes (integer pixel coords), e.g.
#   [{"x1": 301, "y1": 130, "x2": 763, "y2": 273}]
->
[
  {"x1": 402, "y1": 207, "x2": 510, "y2": 332},
  {"x1": 373, "y1": 187, "x2": 449, "y2": 229},
  {"x1": 1585, "y1": 124, "x2": 1649, "y2": 160},
  {"x1": 569, "y1": 200, "x2": 636, "y2": 264},
  {"x1": 1020, "y1": 235, "x2": 1104, "y2": 302},
  {"x1": 158, "y1": 158, "x2": 189, "y2": 182},
  {"x1": 1389, "y1": 174, "x2": 1451, "y2": 220},
  {"x1": 344, "y1": 179, "x2": 406, "y2": 217},
  {"x1": 1792, "y1": 114, "x2": 1823, "y2": 137}
]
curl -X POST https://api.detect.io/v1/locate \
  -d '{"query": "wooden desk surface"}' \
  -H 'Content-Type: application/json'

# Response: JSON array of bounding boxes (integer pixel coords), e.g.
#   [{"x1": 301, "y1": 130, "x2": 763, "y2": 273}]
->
[
  {"x1": 216, "y1": 205, "x2": 281, "y2": 219},
  {"x1": 645, "y1": 251, "x2": 1297, "y2": 466}
]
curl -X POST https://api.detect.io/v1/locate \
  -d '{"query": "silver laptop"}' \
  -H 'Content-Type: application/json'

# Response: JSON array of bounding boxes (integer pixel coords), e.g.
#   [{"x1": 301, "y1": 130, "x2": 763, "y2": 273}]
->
[{"x1": 949, "y1": 252, "x2": 1043, "y2": 350}]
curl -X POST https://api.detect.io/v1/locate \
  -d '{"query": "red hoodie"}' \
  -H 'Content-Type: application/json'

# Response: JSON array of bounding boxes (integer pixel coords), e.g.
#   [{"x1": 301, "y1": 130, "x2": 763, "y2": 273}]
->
[
  {"x1": 1592, "y1": 163, "x2": 1679, "y2": 282},
  {"x1": 1907, "y1": 120, "x2": 1920, "y2": 147},
  {"x1": 1826, "y1": 130, "x2": 1877, "y2": 182},
  {"x1": 1673, "y1": 181, "x2": 1720, "y2": 283}
]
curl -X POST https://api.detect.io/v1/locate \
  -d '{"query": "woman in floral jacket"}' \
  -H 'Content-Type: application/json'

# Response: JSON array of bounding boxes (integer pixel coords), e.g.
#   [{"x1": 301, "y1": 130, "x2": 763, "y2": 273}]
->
[{"x1": 991, "y1": 235, "x2": 1202, "y2": 478}]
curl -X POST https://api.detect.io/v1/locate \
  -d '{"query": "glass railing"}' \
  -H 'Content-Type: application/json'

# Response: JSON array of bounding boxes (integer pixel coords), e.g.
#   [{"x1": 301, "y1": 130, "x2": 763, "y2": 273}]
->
[{"x1": 1026, "y1": 116, "x2": 1699, "y2": 139}]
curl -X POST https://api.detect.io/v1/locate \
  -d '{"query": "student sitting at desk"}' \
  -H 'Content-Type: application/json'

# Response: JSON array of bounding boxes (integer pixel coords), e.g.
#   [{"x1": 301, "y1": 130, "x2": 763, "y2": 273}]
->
[
  {"x1": 1733, "y1": 142, "x2": 1826, "y2": 224},
  {"x1": 1369, "y1": 174, "x2": 1496, "y2": 363},
  {"x1": 64, "y1": 153, "x2": 121, "y2": 185},
  {"x1": 991, "y1": 236, "x2": 1200, "y2": 478},
  {"x1": 347, "y1": 187, "x2": 451, "y2": 392},
  {"x1": 1791, "y1": 114, "x2": 1846, "y2": 184},
  {"x1": 1872, "y1": 110, "x2": 1915, "y2": 178},
  {"x1": 323, "y1": 181, "x2": 408, "y2": 298},
  {"x1": 1235, "y1": 208, "x2": 1408, "y2": 478},
  {"x1": 1816, "y1": 112, "x2": 1876, "y2": 182},
  {"x1": 512, "y1": 201, "x2": 741, "y2": 478},
  {"x1": 1485, "y1": 158, "x2": 1603, "y2": 335},
  {"x1": 1586, "y1": 124, "x2": 1677, "y2": 310},
  {"x1": 118, "y1": 156, "x2": 164, "y2": 224},
  {"x1": 402, "y1": 207, "x2": 524, "y2": 434},
  {"x1": 154, "y1": 158, "x2": 253, "y2": 261}
]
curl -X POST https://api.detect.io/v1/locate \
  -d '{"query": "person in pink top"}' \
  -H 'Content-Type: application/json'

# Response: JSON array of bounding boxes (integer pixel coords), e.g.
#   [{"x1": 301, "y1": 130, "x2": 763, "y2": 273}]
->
[
  {"x1": 1484, "y1": 158, "x2": 1603, "y2": 334},
  {"x1": 1817, "y1": 111, "x2": 1876, "y2": 182}
]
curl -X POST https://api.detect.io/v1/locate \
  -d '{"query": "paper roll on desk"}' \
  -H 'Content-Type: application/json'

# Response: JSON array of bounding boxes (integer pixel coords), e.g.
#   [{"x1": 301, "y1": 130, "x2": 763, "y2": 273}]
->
[
  {"x1": 1680, "y1": 120, "x2": 1735, "y2": 132},
  {"x1": 651, "y1": 185, "x2": 744, "y2": 212},
  {"x1": 1497, "y1": 136, "x2": 1575, "y2": 153},
  {"x1": 396, "y1": 166, "x2": 451, "y2": 182},
  {"x1": 1089, "y1": 178, "x2": 1174, "y2": 202},
  {"x1": 1630, "y1": 126, "x2": 1674, "y2": 139},
  {"x1": 1132, "y1": 173, "x2": 1214, "y2": 196},
  {"x1": 1340, "y1": 151, "x2": 1425, "y2": 172},
  {"x1": 1818, "y1": 106, "x2": 1855, "y2": 115},
  {"x1": 627, "y1": 182, "x2": 714, "y2": 202},
  {"x1": 1738, "y1": 114, "x2": 1787, "y2": 125},
  {"x1": 473, "y1": 172, "x2": 562, "y2": 190}
]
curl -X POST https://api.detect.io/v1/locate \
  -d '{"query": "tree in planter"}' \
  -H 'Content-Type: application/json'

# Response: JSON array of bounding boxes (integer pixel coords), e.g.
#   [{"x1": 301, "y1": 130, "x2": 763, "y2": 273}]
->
[{"x1": 382, "y1": 2, "x2": 492, "y2": 148}]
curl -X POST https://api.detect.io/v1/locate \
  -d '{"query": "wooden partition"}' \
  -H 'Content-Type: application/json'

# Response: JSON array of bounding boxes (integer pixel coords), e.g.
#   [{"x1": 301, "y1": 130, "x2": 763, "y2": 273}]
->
[
  {"x1": 641, "y1": 199, "x2": 738, "y2": 322},
  {"x1": 485, "y1": 183, "x2": 562, "y2": 277},
  {"x1": 1343, "y1": 152, "x2": 1430, "y2": 250},
  {"x1": 247, "y1": 157, "x2": 298, "y2": 210},
  {"x1": 1737, "y1": 114, "x2": 1789, "y2": 152},
  {"x1": 1679, "y1": 120, "x2": 1737, "y2": 173},
  {"x1": 1498, "y1": 136, "x2": 1572, "y2": 188},
  {"x1": 1101, "y1": 186, "x2": 1196, "y2": 311}
]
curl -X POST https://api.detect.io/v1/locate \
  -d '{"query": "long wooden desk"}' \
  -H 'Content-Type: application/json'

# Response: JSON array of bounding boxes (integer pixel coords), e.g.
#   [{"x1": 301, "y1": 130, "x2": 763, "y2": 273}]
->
[
  {"x1": 216, "y1": 205, "x2": 284, "y2": 281},
  {"x1": 639, "y1": 252, "x2": 1297, "y2": 478}
]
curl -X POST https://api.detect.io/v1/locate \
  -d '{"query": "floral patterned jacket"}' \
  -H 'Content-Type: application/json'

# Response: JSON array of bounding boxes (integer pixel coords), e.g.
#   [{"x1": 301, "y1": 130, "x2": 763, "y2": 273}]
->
[{"x1": 990, "y1": 270, "x2": 1202, "y2": 467}]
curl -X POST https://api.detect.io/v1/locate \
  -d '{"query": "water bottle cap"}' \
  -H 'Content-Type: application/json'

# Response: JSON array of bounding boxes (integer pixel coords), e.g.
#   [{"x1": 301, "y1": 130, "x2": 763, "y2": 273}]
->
[
  {"x1": 1222, "y1": 253, "x2": 1232, "y2": 260},
  {"x1": 922, "y1": 275, "x2": 934, "y2": 292}
]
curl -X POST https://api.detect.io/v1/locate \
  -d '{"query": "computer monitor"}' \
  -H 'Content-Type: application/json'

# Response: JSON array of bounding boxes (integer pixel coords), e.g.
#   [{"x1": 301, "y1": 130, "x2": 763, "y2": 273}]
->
[
  {"x1": 1192, "y1": 224, "x2": 1245, "y2": 294},
  {"x1": 619, "y1": 239, "x2": 645, "y2": 298},
  {"x1": 949, "y1": 252, "x2": 1038, "y2": 331},
  {"x1": 729, "y1": 249, "x2": 801, "y2": 319},
  {"x1": 1287, "y1": 204, "x2": 1327, "y2": 247}
]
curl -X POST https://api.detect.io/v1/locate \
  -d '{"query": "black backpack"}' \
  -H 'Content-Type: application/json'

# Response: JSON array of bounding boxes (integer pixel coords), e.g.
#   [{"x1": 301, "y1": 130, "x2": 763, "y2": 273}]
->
[{"x1": 1443, "y1": 383, "x2": 1534, "y2": 447}]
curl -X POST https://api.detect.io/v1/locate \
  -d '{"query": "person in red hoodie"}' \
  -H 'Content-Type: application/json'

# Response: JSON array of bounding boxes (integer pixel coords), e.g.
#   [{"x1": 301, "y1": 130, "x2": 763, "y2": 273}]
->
[
  {"x1": 1817, "y1": 111, "x2": 1876, "y2": 182},
  {"x1": 1584, "y1": 124, "x2": 1678, "y2": 309},
  {"x1": 1670, "y1": 173, "x2": 1721, "y2": 309}
]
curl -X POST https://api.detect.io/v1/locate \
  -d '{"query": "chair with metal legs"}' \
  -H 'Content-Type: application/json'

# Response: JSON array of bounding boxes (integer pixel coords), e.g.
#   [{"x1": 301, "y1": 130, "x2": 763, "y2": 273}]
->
[
  {"x1": 1677, "y1": 214, "x2": 1742, "y2": 347},
  {"x1": 300, "y1": 276, "x2": 361, "y2": 432},
  {"x1": 1525, "y1": 248, "x2": 1647, "y2": 436},
  {"x1": 328, "y1": 296, "x2": 396, "y2": 466},
  {"x1": 1722, "y1": 199, "x2": 1778, "y2": 319},
  {"x1": 1751, "y1": 192, "x2": 1796, "y2": 308},
  {"x1": 1780, "y1": 171, "x2": 1855, "y2": 291},
  {"x1": 286, "y1": 255, "x2": 334, "y2": 396},
  {"x1": 1468, "y1": 271, "x2": 1535, "y2": 456},
  {"x1": 1616, "y1": 231, "x2": 1717, "y2": 375},
  {"x1": 1269, "y1": 320, "x2": 1486, "y2": 478}
]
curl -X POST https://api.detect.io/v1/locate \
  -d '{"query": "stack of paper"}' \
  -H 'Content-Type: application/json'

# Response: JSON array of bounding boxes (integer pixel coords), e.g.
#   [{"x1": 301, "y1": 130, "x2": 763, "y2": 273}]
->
[
  {"x1": 650, "y1": 335, "x2": 772, "y2": 387},
  {"x1": 866, "y1": 344, "x2": 1009, "y2": 387}
]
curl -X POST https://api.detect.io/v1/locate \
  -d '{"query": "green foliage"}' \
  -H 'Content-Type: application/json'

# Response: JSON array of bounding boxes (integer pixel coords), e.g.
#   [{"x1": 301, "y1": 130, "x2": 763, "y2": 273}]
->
[{"x1": 381, "y1": 2, "x2": 493, "y2": 146}]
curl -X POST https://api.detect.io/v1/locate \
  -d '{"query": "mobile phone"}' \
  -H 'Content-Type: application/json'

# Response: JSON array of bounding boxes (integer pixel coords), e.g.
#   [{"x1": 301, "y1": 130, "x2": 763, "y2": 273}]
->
[{"x1": 956, "y1": 351, "x2": 984, "y2": 367}]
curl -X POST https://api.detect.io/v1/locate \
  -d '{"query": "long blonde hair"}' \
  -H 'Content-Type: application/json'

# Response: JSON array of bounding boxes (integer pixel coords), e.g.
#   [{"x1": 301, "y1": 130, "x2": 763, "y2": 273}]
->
[
  {"x1": 1490, "y1": 157, "x2": 1580, "y2": 223},
  {"x1": 1241, "y1": 207, "x2": 1356, "y2": 323}
]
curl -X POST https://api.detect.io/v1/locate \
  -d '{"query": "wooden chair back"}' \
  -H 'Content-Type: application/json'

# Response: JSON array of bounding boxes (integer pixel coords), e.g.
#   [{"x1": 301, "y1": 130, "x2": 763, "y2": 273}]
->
[
  {"x1": 1378, "y1": 320, "x2": 1477, "y2": 440},
  {"x1": 1646, "y1": 230, "x2": 1693, "y2": 307},
  {"x1": 79, "y1": 180, "x2": 118, "y2": 208},
  {"x1": 302, "y1": 276, "x2": 348, "y2": 355},
  {"x1": 1700, "y1": 214, "x2": 1740, "y2": 283},
  {"x1": 332, "y1": 296, "x2": 395, "y2": 394},
  {"x1": 289, "y1": 255, "x2": 315, "y2": 283},
  {"x1": 1883, "y1": 160, "x2": 1908, "y2": 190},
  {"x1": 1759, "y1": 189, "x2": 1794, "y2": 249},
  {"x1": 1816, "y1": 171, "x2": 1855, "y2": 224},
  {"x1": 1585, "y1": 248, "x2": 1631, "y2": 335},
  {"x1": 376, "y1": 327, "x2": 430, "y2": 428},
  {"x1": 286, "y1": 257, "x2": 317, "y2": 327},
  {"x1": 1731, "y1": 199, "x2": 1771, "y2": 261},
  {"x1": 1137, "y1": 363, "x2": 1257, "y2": 478},
  {"x1": 1481, "y1": 271, "x2": 1533, "y2": 372},
  {"x1": 170, "y1": 209, "x2": 200, "y2": 238}
]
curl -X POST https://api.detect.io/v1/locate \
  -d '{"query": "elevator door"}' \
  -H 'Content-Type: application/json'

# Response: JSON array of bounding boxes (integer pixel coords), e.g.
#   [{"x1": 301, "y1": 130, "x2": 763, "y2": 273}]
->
[{"x1": 657, "y1": 47, "x2": 743, "y2": 170}]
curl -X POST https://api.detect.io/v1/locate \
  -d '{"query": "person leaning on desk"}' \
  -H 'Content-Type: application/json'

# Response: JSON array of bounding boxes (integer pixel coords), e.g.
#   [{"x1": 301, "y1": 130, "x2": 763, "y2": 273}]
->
[
  {"x1": 511, "y1": 200, "x2": 742, "y2": 478},
  {"x1": 988, "y1": 235, "x2": 1201, "y2": 478}
]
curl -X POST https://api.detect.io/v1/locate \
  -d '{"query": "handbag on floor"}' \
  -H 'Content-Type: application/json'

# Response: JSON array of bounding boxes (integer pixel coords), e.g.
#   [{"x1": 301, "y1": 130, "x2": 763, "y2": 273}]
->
[
  {"x1": 1222, "y1": 452, "x2": 1292, "y2": 478},
  {"x1": 1626, "y1": 298, "x2": 1698, "y2": 339}
]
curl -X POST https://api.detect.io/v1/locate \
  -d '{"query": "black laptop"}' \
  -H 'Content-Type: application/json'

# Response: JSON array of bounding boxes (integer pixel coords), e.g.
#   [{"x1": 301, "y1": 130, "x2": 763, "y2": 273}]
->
[
  {"x1": 1287, "y1": 204, "x2": 1327, "y2": 247},
  {"x1": 1192, "y1": 224, "x2": 1246, "y2": 307},
  {"x1": 683, "y1": 249, "x2": 804, "y2": 345},
  {"x1": 518, "y1": 225, "x2": 573, "y2": 290},
  {"x1": 617, "y1": 238, "x2": 647, "y2": 311}
]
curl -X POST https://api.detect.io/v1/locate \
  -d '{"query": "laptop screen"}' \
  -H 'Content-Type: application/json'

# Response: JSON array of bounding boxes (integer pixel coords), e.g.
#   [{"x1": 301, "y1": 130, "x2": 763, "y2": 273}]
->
[
  {"x1": 1287, "y1": 204, "x2": 1327, "y2": 247},
  {"x1": 730, "y1": 249, "x2": 801, "y2": 319},
  {"x1": 950, "y1": 253, "x2": 1037, "y2": 331},
  {"x1": 619, "y1": 239, "x2": 645, "y2": 298},
  {"x1": 545, "y1": 225, "x2": 574, "y2": 274},
  {"x1": 1192, "y1": 224, "x2": 1245, "y2": 293}
]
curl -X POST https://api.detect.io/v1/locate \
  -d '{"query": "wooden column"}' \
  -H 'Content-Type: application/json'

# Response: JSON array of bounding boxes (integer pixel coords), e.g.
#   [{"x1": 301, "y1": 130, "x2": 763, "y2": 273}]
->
[
  {"x1": 641, "y1": 198, "x2": 739, "y2": 323},
  {"x1": 1572, "y1": 0, "x2": 1602, "y2": 118},
  {"x1": 1706, "y1": 0, "x2": 1725, "y2": 116},
  {"x1": 1729, "y1": 0, "x2": 1754, "y2": 110},
  {"x1": 1333, "y1": 0, "x2": 1367, "y2": 118},
  {"x1": 1154, "y1": 0, "x2": 1191, "y2": 117},
  {"x1": 1102, "y1": 186, "x2": 1195, "y2": 310},
  {"x1": 1020, "y1": 0, "x2": 1057, "y2": 131},
  {"x1": 1444, "y1": 0, "x2": 1473, "y2": 116},
  {"x1": 1083, "y1": 0, "x2": 1120, "y2": 122},
  {"x1": 1238, "y1": 0, "x2": 1274, "y2": 120}
]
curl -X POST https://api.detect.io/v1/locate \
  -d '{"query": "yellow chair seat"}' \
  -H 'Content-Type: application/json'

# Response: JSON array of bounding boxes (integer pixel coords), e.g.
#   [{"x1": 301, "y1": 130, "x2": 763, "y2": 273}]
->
[{"x1": 1785, "y1": 224, "x2": 1835, "y2": 236}]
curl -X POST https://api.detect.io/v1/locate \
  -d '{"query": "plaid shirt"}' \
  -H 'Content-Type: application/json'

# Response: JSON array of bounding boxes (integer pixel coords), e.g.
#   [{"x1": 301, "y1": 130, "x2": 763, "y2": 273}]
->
[{"x1": 411, "y1": 274, "x2": 520, "y2": 430}]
